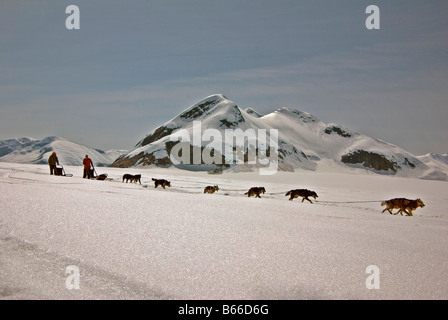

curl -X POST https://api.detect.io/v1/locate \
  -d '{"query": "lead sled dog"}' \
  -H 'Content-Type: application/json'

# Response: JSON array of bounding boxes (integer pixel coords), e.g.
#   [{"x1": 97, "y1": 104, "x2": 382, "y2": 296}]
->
[{"x1": 381, "y1": 198, "x2": 425, "y2": 216}]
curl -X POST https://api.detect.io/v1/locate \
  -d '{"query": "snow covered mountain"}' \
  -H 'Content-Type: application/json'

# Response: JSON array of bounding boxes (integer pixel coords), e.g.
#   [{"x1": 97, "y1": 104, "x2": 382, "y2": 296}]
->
[
  {"x1": 416, "y1": 153, "x2": 448, "y2": 180},
  {"x1": 0, "y1": 137, "x2": 38, "y2": 157},
  {"x1": 111, "y1": 94, "x2": 446, "y2": 180},
  {"x1": 0, "y1": 136, "x2": 127, "y2": 167}
]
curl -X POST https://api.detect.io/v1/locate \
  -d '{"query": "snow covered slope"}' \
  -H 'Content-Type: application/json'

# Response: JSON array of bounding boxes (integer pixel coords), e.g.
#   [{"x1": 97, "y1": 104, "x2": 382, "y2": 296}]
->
[
  {"x1": 1, "y1": 162, "x2": 447, "y2": 299},
  {"x1": 112, "y1": 94, "x2": 443, "y2": 180},
  {"x1": 0, "y1": 136, "x2": 127, "y2": 167},
  {"x1": 416, "y1": 153, "x2": 448, "y2": 180}
]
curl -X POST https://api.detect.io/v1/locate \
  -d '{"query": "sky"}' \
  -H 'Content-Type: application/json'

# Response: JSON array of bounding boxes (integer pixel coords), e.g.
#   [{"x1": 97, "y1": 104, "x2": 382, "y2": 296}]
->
[{"x1": 1, "y1": 0, "x2": 447, "y2": 155}]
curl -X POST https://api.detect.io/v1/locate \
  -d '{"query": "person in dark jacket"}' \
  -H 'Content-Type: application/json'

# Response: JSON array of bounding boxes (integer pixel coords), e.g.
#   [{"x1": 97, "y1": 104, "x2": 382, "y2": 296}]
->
[
  {"x1": 48, "y1": 151, "x2": 59, "y2": 175},
  {"x1": 83, "y1": 155, "x2": 93, "y2": 179}
]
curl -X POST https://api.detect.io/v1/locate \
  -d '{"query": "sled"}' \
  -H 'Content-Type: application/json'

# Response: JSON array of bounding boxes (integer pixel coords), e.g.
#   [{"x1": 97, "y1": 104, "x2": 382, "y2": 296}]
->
[
  {"x1": 95, "y1": 173, "x2": 108, "y2": 181},
  {"x1": 89, "y1": 166, "x2": 108, "y2": 180},
  {"x1": 55, "y1": 165, "x2": 73, "y2": 177},
  {"x1": 89, "y1": 168, "x2": 96, "y2": 178}
]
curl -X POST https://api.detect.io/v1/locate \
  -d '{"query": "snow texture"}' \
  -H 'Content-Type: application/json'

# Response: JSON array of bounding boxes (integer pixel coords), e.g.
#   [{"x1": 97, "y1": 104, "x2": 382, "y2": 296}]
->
[{"x1": 1, "y1": 162, "x2": 447, "y2": 299}]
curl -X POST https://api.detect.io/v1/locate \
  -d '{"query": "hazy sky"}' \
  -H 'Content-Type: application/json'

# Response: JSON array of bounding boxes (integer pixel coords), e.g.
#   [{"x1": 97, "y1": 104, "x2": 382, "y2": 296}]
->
[{"x1": 1, "y1": 0, "x2": 447, "y2": 155}]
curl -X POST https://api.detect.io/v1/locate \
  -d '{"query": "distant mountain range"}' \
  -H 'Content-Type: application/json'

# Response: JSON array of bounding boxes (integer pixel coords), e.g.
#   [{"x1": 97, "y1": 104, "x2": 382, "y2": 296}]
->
[
  {"x1": 0, "y1": 136, "x2": 127, "y2": 167},
  {"x1": 110, "y1": 94, "x2": 447, "y2": 180},
  {"x1": 416, "y1": 153, "x2": 448, "y2": 180},
  {"x1": 1, "y1": 94, "x2": 446, "y2": 180}
]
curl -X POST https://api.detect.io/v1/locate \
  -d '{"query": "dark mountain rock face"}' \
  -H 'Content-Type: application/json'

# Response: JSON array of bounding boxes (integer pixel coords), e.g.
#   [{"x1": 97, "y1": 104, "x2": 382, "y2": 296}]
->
[
  {"x1": 139, "y1": 126, "x2": 178, "y2": 148},
  {"x1": 324, "y1": 125, "x2": 352, "y2": 138},
  {"x1": 179, "y1": 97, "x2": 223, "y2": 120},
  {"x1": 341, "y1": 150, "x2": 396, "y2": 172}
]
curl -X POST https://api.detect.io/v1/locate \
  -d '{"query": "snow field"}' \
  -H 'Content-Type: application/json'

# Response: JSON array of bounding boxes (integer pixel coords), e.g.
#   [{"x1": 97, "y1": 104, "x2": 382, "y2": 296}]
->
[{"x1": 1, "y1": 162, "x2": 447, "y2": 299}]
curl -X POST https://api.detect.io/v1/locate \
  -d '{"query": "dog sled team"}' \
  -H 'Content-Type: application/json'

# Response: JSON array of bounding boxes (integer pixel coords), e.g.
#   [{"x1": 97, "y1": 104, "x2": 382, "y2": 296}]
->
[
  {"x1": 143, "y1": 177, "x2": 425, "y2": 216},
  {"x1": 47, "y1": 152, "x2": 425, "y2": 216}
]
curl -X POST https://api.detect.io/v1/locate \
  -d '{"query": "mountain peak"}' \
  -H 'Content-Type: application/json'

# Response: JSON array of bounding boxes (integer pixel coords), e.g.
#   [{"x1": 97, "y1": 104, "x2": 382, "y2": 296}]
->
[
  {"x1": 205, "y1": 93, "x2": 228, "y2": 100},
  {"x1": 244, "y1": 108, "x2": 263, "y2": 118},
  {"x1": 178, "y1": 94, "x2": 245, "y2": 129},
  {"x1": 178, "y1": 94, "x2": 230, "y2": 121},
  {"x1": 273, "y1": 107, "x2": 320, "y2": 123}
]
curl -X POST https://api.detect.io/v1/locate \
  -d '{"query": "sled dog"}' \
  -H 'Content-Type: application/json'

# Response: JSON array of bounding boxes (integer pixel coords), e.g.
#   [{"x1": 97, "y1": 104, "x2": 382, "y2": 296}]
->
[
  {"x1": 244, "y1": 187, "x2": 266, "y2": 198},
  {"x1": 122, "y1": 174, "x2": 141, "y2": 184},
  {"x1": 204, "y1": 185, "x2": 219, "y2": 194},
  {"x1": 152, "y1": 178, "x2": 171, "y2": 189},
  {"x1": 285, "y1": 189, "x2": 318, "y2": 204},
  {"x1": 381, "y1": 198, "x2": 425, "y2": 216},
  {"x1": 131, "y1": 174, "x2": 141, "y2": 184}
]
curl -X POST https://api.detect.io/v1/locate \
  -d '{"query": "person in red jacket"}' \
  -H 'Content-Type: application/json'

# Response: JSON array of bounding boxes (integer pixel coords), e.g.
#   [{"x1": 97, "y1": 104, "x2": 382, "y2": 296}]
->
[{"x1": 82, "y1": 155, "x2": 93, "y2": 179}]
